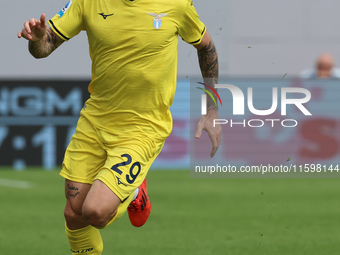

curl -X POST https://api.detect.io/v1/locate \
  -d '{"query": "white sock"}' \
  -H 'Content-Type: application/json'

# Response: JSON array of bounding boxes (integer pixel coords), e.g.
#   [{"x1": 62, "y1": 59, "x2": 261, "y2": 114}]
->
[{"x1": 132, "y1": 188, "x2": 139, "y2": 201}]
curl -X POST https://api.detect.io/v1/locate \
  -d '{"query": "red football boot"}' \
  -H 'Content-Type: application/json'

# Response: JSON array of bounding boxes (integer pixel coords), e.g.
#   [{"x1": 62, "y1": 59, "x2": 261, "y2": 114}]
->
[{"x1": 127, "y1": 178, "x2": 151, "y2": 227}]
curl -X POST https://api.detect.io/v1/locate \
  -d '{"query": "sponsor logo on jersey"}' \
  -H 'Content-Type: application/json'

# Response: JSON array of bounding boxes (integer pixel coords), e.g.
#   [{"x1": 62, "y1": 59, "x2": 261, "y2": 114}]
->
[
  {"x1": 58, "y1": 1, "x2": 73, "y2": 17},
  {"x1": 147, "y1": 13, "x2": 168, "y2": 29},
  {"x1": 116, "y1": 176, "x2": 127, "y2": 186},
  {"x1": 98, "y1": 13, "x2": 114, "y2": 19}
]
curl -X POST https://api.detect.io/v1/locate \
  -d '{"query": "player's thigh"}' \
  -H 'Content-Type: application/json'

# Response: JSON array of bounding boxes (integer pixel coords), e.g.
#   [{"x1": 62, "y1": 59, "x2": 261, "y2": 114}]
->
[
  {"x1": 65, "y1": 179, "x2": 92, "y2": 215},
  {"x1": 82, "y1": 179, "x2": 121, "y2": 220},
  {"x1": 64, "y1": 180, "x2": 92, "y2": 229},
  {"x1": 62, "y1": 116, "x2": 107, "y2": 221}
]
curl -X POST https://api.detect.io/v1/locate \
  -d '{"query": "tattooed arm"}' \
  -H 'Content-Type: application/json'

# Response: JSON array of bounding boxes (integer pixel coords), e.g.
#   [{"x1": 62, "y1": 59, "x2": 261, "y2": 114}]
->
[
  {"x1": 18, "y1": 13, "x2": 64, "y2": 58},
  {"x1": 194, "y1": 31, "x2": 221, "y2": 158},
  {"x1": 28, "y1": 27, "x2": 64, "y2": 58},
  {"x1": 195, "y1": 31, "x2": 219, "y2": 109}
]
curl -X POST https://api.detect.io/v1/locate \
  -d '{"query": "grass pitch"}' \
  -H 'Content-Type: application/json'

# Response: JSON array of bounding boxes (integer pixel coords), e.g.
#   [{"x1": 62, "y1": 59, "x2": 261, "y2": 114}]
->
[{"x1": 1, "y1": 168, "x2": 340, "y2": 255}]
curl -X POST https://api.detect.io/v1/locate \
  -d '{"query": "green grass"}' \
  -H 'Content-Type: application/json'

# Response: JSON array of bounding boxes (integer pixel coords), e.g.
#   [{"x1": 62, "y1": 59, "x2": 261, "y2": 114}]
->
[{"x1": 1, "y1": 168, "x2": 340, "y2": 254}]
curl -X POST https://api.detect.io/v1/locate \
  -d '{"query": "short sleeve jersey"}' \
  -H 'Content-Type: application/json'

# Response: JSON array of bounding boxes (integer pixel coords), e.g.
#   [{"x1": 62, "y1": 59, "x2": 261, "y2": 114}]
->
[{"x1": 48, "y1": 0, "x2": 206, "y2": 139}]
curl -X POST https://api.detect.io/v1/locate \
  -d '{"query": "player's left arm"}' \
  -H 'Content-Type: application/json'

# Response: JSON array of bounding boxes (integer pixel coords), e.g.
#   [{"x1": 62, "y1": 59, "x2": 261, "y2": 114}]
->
[{"x1": 194, "y1": 31, "x2": 221, "y2": 158}]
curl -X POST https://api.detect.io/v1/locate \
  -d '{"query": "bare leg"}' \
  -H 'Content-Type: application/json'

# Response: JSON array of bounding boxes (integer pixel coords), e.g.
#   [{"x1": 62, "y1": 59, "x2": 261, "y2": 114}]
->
[
  {"x1": 63, "y1": 180, "x2": 91, "y2": 230},
  {"x1": 82, "y1": 180, "x2": 121, "y2": 229},
  {"x1": 64, "y1": 178, "x2": 121, "y2": 230}
]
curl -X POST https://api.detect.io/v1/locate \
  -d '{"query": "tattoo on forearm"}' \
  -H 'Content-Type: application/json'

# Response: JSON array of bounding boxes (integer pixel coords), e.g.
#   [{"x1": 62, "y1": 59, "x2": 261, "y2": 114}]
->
[
  {"x1": 198, "y1": 39, "x2": 219, "y2": 110},
  {"x1": 66, "y1": 184, "x2": 80, "y2": 198},
  {"x1": 29, "y1": 28, "x2": 64, "y2": 58}
]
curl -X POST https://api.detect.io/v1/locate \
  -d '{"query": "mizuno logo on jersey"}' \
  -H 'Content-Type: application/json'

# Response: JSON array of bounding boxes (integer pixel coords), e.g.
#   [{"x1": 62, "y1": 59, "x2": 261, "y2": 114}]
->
[
  {"x1": 116, "y1": 176, "x2": 127, "y2": 186},
  {"x1": 147, "y1": 13, "x2": 168, "y2": 29},
  {"x1": 98, "y1": 13, "x2": 114, "y2": 19},
  {"x1": 58, "y1": 1, "x2": 72, "y2": 17}
]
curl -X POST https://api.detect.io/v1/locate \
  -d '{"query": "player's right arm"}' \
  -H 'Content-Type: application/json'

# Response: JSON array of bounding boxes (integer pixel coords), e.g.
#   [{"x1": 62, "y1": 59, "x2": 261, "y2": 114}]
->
[{"x1": 17, "y1": 13, "x2": 64, "y2": 59}]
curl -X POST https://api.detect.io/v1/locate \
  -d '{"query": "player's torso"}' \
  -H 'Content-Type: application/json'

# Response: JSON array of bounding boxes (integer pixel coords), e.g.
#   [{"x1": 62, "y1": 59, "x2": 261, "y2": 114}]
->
[{"x1": 80, "y1": 0, "x2": 186, "y2": 138}]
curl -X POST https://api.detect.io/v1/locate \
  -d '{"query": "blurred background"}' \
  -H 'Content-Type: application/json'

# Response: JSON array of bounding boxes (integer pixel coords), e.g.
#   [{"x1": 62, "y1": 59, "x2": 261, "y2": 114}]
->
[
  {"x1": 1, "y1": 0, "x2": 340, "y2": 170},
  {"x1": 4, "y1": 0, "x2": 340, "y2": 78}
]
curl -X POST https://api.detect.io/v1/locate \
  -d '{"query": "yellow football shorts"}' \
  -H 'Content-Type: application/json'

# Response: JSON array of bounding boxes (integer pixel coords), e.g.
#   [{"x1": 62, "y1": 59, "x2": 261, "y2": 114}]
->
[{"x1": 60, "y1": 115, "x2": 165, "y2": 201}]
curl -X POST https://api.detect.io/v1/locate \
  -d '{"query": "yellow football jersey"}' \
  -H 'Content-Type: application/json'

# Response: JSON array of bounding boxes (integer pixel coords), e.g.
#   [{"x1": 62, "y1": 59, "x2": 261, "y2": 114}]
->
[{"x1": 48, "y1": 0, "x2": 206, "y2": 140}]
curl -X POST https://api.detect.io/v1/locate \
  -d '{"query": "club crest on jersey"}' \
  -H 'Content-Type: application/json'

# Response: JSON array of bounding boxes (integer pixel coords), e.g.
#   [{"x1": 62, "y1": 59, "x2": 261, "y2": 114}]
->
[
  {"x1": 58, "y1": 0, "x2": 73, "y2": 17},
  {"x1": 147, "y1": 13, "x2": 168, "y2": 29}
]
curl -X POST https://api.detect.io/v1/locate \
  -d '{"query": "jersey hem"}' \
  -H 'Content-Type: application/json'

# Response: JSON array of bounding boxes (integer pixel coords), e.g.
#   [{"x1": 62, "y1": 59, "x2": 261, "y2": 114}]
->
[
  {"x1": 80, "y1": 111, "x2": 172, "y2": 142},
  {"x1": 59, "y1": 171, "x2": 94, "y2": 184}
]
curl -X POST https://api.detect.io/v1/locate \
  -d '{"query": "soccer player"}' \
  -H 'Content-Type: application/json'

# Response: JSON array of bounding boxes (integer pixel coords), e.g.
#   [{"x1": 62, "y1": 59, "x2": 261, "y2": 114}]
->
[{"x1": 18, "y1": 0, "x2": 221, "y2": 254}]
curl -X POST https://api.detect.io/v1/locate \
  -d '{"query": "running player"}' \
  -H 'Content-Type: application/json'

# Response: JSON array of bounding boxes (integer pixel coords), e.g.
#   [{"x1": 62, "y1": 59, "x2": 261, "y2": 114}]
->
[{"x1": 18, "y1": 0, "x2": 220, "y2": 254}]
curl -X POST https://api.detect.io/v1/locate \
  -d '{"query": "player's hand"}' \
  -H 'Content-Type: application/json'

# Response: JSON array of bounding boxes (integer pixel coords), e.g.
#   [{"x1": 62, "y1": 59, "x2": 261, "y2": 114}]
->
[
  {"x1": 17, "y1": 13, "x2": 47, "y2": 41},
  {"x1": 195, "y1": 108, "x2": 222, "y2": 158}
]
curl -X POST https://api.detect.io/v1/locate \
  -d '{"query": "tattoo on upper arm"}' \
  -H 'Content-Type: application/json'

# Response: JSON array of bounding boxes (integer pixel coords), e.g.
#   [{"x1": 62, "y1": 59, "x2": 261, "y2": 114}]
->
[
  {"x1": 197, "y1": 39, "x2": 219, "y2": 109},
  {"x1": 29, "y1": 28, "x2": 64, "y2": 58}
]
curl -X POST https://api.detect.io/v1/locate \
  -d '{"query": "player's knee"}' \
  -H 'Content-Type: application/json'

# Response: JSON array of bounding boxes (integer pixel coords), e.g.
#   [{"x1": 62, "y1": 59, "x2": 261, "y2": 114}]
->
[
  {"x1": 64, "y1": 205, "x2": 82, "y2": 224},
  {"x1": 82, "y1": 205, "x2": 111, "y2": 229}
]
